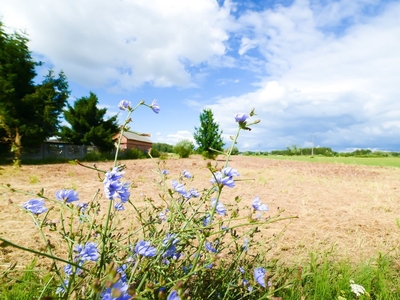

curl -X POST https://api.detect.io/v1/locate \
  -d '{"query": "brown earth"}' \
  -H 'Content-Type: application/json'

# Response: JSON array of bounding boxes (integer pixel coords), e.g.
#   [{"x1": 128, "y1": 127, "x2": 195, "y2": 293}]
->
[{"x1": 1, "y1": 155, "x2": 400, "y2": 271}]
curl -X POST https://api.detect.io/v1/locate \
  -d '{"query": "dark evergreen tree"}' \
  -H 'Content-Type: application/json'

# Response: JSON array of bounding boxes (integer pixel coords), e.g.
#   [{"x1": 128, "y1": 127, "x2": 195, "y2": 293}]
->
[
  {"x1": 60, "y1": 92, "x2": 119, "y2": 153},
  {"x1": 193, "y1": 108, "x2": 225, "y2": 159},
  {"x1": 0, "y1": 22, "x2": 70, "y2": 166}
]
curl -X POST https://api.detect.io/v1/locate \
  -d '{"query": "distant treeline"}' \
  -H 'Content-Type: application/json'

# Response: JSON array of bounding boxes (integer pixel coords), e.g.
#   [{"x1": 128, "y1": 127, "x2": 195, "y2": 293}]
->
[
  {"x1": 152, "y1": 143, "x2": 174, "y2": 153},
  {"x1": 242, "y1": 147, "x2": 400, "y2": 158}
]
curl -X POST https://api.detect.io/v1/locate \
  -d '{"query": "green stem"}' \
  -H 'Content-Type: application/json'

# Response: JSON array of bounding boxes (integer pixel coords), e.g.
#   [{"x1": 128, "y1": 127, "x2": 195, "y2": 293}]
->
[{"x1": 0, "y1": 237, "x2": 89, "y2": 272}]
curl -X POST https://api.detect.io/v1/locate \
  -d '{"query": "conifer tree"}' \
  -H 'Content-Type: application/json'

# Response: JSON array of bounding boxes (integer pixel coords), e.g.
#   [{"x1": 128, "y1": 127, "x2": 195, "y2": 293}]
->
[{"x1": 193, "y1": 109, "x2": 224, "y2": 159}]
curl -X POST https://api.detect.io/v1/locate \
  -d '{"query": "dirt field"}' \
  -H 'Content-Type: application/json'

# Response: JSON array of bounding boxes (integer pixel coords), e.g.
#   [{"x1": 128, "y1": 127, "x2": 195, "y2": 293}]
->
[{"x1": 1, "y1": 155, "x2": 400, "y2": 270}]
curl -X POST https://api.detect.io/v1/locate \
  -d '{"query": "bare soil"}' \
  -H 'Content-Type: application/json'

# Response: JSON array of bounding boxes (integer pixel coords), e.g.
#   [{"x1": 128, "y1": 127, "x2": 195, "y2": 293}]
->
[{"x1": 1, "y1": 155, "x2": 400, "y2": 270}]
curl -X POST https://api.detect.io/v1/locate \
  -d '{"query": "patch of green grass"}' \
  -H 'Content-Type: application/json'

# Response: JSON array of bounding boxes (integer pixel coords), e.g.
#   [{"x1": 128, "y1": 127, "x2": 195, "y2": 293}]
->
[
  {"x1": 259, "y1": 155, "x2": 400, "y2": 168},
  {"x1": 271, "y1": 251, "x2": 400, "y2": 299},
  {"x1": 0, "y1": 259, "x2": 55, "y2": 300}
]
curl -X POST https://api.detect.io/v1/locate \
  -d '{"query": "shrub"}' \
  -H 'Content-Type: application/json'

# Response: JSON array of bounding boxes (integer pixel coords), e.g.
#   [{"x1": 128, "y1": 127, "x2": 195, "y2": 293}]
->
[
  {"x1": 123, "y1": 147, "x2": 147, "y2": 159},
  {"x1": 173, "y1": 139, "x2": 194, "y2": 158}
]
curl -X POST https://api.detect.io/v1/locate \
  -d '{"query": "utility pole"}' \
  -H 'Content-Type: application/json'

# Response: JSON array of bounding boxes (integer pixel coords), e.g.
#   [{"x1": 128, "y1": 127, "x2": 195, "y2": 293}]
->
[{"x1": 311, "y1": 133, "x2": 315, "y2": 157}]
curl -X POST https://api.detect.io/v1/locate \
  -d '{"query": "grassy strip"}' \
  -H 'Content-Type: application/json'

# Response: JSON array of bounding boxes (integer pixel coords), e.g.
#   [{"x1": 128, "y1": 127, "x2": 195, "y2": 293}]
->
[
  {"x1": 2, "y1": 251, "x2": 399, "y2": 299},
  {"x1": 258, "y1": 155, "x2": 400, "y2": 168}
]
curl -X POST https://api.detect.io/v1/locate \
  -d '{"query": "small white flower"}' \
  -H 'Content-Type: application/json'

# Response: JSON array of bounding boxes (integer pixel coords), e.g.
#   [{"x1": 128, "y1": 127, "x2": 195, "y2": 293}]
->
[{"x1": 350, "y1": 280, "x2": 366, "y2": 297}]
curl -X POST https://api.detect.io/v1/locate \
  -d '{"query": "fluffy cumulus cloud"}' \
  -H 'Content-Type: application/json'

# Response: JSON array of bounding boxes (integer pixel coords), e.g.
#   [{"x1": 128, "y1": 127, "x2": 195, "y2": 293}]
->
[
  {"x1": 156, "y1": 130, "x2": 195, "y2": 145},
  {"x1": 209, "y1": 0, "x2": 400, "y2": 151},
  {"x1": 0, "y1": 0, "x2": 232, "y2": 90}
]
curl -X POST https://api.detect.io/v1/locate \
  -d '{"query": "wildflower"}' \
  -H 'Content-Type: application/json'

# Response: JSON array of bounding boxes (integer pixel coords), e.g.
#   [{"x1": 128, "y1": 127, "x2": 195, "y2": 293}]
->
[
  {"x1": 162, "y1": 169, "x2": 169, "y2": 175},
  {"x1": 171, "y1": 180, "x2": 187, "y2": 196},
  {"x1": 159, "y1": 209, "x2": 168, "y2": 222},
  {"x1": 118, "y1": 99, "x2": 131, "y2": 111},
  {"x1": 203, "y1": 214, "x2": 212, "y2": 226},
  {"x1": 135, "y1": 240, "x2": 157, "y2": 257},
  {"x1": 205, "y1": 241, "x2": 218, "y2": 253},
  {"x1": 118, "y1": 183, "x2": 131, "y2": 203},
  {"x1": 188, "y1": 188, "x2": 200, "y2": 198},
  {"x1": 242, "y1": 238, "x2": 249, "y2": 251},
  {"x1": 103, "y1": 167, "x2": 130, "y2": 202},
  {"x1": 56, "y1": 189, "x2": 79, "y2": 203},
  {"x1": 211, "y1": 198, "x2": 227, "y2": 216},
  {"x1": 182, "y1": 169, "x2": 192, "y2": 178},
  {"x1": 350, "y1": 280, "x2": 367, "y2": 297},
  {"x1": 167, "y1": 290, "x2": 180, "y2": 300},
  {"x1": 114, "y1": 202, "x2": 125, "y2": 211},
  {"x1": 252, "y1": 196, "x2": 269, "y2": 212},
  {"x1": 76, "y1": 202, "x2": 88, "y2": 212},
  {"x1": 162, "y1": 233, "x2": 179, "y2": 247},
  {"x1": 75, "y1": 242, "x2": 100, "y2": 262},
  {"x1": 23, "y1": 199, "x2": 48, "y2": 215},
  {"x1": 254, "y1": 267, "x2": 266, "y2": 288},
  {"x1": 204, "y1": 263, "x2": 213, "y2": 269},
  {"x1": 239, "y1": 266, "x2": 245, "y2": 273},
  {"x1": 150, "y1": 99, "x2": 160, "y2": 114},
  {"x1": 211, "y1": 167, "x2": 239, "y2": 188},
  {"x1": 56, "y1": 279, "x2": 69, "y2": 295},
  {"x1": 163, "y1": 245, "x2": 178, "y2": 259},
  {"x1": 101, "y1": 279, "x2": 130, "y2": 300},
  {"x1": 235, "y1": 113, "x2": 250, "y2": 123},
  {"x1": 222, "y1": 167, "x2": 240, "y2": 177}
]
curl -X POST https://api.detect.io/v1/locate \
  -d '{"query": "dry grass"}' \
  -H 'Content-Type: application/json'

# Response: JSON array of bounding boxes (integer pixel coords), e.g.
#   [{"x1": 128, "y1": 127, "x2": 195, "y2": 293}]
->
[{"x1": 1, "y1": 155, "x2": 400, "y2": 270}]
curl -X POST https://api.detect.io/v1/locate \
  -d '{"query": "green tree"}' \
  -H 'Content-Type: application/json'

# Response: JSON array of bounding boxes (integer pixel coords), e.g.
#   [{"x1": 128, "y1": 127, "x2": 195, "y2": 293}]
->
[
  {"x1": 0, "y1": 22, "x2": 70, "y2": 166},
  {"x1": 193, "y1": 108, "x2": 225, "y2": 159},
  {"x1": 60, "y1": 92, "x2": 119, "y2": 153}
]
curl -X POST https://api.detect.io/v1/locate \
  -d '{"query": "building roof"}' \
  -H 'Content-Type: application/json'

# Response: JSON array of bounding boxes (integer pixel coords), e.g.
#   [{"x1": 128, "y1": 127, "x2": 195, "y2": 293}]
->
[{"x1": 122, "y1": 131, "x2": 152, "y2": 144}]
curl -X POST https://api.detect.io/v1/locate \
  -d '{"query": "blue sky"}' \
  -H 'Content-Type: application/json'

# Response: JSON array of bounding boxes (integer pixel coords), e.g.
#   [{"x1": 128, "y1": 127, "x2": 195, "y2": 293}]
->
[{"x1": 1, "y1": 0, "x2": 399, "y2": 152}]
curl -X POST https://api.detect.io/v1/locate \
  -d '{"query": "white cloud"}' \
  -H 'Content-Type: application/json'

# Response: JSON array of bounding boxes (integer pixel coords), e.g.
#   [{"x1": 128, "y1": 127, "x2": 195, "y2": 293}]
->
[
  {"x1": 155, "y1": 130, "x2": 194, "y2": 145},
  {"x1": 208, "y1": 0, "x2": 400, "y2": 151},
  {"x1": 0, "y1": 0, "x2": 232, "y2": 90}
]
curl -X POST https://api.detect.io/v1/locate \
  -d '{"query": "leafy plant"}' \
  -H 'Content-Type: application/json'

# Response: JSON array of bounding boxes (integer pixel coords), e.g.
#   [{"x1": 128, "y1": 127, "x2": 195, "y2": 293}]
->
[
  {"x1": 1, "y1": 101, "x2": 296, "y2": 299},
  {"x1": 173, "y1": 139, "x2": 194, "y2": 158}
]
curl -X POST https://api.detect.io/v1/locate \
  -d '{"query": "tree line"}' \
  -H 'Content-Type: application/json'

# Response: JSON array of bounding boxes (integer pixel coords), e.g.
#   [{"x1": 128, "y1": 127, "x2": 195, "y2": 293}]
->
[{"x1": 0, "y1": 22, "x2": 120, "y2": 166}]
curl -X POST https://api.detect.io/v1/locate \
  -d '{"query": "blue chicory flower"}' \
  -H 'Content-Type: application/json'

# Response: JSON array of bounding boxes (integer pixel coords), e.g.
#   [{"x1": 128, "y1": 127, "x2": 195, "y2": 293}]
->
[
  {"x1": 162, "y1": 169, "x2": 169, "y2": 175},
  {"x1": 118, "y1": 99, "x2": 131, "y2": 111},
  {"x1": 101, "y1": 279, "x2": 131, "y2": 300},
  {"x1": 162, "y1": 233, "x2": 179, "y2": 247},
  {"x1": 211, "y1": 198, "x2": 227, "y2": 216},
  {"x1": 114, "y1": 202, "x2": 125, "y2": 211},
  {"x1": 159, "y1": 209, "x2": 168, "y2": 222},
  {"x1": 204, "y1": 263, "x2": 213, "y2": 269},
  {"x1": 205, "y1": 241, "x2": 218, "y2": 253},
  {"x1": 239, "y1": 266, "x2": 245, "y2": 273},
  {"x1": 203, "y1": 214, "x2": 212, "y2": 226},
  {"x1": 76, "y1": 202, "x2": 88, "y2": 213},
  {"x1": 55, "y1": 279, "x2": 69, "y2": 295},
  {"x1": 167, "y1": 290, "x2": 180, "y2": 300},
  {"x1": 182, "y1": 169, "x2": 192, "y2": 178},
  {"x1": 103, "y1": 167, "x2": 130, "y2": 202},
  {"x1": 171, "y1": 180, "x2": 187, "y2": 196},
  {"x1": 23, "y1": 199, "x2": 48, "y2": 215},
  {"x1": 150, "y1": 99, "x2": 160, "y2": 114},
  {"x1": 254, "y1": 267, "x2": 266, "y2": 288},
  {"x1": 64, "y1": 263, "x2": 83, "y2": 276},
  {"x1": 75, "y1": 242, "x2": 100, "y2": 262},
  {"x1": 242, "y1": 238, "x2": 249, "y2": 251},
  {"x1": 222, "y1": 167, "x2": 240, "y2": 177},
  {"x1": 188, "y1": 188, "x2": 200, "y2": 198},
  {"x1": 235, "y1": 113, "x2": 250, "y2": 123},
  {"x1": 252, "y1": 196, "x2": 269, "y2": 212},
  {"x1": 55, "y1": 189, "x2": 79, "y2": 203},
  {"x1": 211, "y1": 168, "x2": 238, "y2": 188},
  {"x1": 135, "y1": 240, "x2": 157, "y2": 257}
]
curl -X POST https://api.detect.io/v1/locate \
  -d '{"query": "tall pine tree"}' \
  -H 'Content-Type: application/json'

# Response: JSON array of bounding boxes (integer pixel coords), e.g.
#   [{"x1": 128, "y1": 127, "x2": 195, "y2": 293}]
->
[
  {"x1": 60, "y1": 92, "x2": 119, "y2": 153},
  {"x1": 193, "y1": 108, "x2": 224, "y2": 159},
  {"x1": 0, "y1": 22, "x2": 70, "y2": 166}
]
